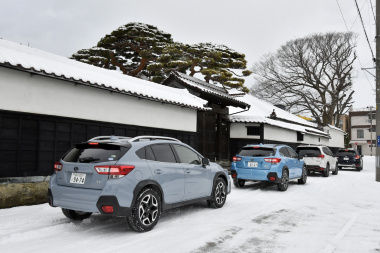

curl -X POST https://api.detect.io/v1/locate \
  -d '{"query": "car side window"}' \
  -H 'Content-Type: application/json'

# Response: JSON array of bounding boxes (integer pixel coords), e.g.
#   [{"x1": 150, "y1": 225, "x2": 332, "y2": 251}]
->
[
  {"x1": 135, "y1": 146, "x2": 156, "y2": 161},
  {"x1": 322, "y1": 147, "x2": 329, "y2": 156},
  {"x1": 279, "y1": 147, "x2": 290, "y2": 157},
  {"x1": 286, "y1": 147, "x2": 298, "y2": 158},
  {"x1": 172, "y1": 144, "x2": 201, "y2": 165},
  {"x1": 150, "y1": 144, "x2": 177, "y2": 163}
]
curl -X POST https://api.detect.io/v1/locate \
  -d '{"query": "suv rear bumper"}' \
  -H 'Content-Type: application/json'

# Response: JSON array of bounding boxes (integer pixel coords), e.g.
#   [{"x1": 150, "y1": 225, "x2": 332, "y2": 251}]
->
[{"x1": 306, "y1": 165, "x2": 325, "y2": 172}]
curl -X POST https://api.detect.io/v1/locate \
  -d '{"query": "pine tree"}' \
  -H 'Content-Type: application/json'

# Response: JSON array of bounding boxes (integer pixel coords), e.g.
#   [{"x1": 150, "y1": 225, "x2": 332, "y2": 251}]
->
[{"x1": 71, "y1": 23, "x2": 252, "y2": 92}]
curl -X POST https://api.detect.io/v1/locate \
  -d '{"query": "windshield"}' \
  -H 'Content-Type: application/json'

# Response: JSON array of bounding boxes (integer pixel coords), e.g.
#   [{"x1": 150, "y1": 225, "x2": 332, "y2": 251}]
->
[
  {"x1": 238, "y1": 147, "x2": 275, "y2": 157},
  {"x1": 336, "y1": 150, "x2": 357, "y2": 156},
  {"x1": 62, "y1": 143, "x2": 129, "y2": 163},
  {"x1": 296, "y1": 147, "x2": 321, "y2": 158}
]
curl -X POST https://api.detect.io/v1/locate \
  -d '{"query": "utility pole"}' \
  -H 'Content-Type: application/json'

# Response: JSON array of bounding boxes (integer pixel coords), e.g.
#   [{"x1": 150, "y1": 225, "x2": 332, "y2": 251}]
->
[
  {"x1": 367, "y1": 106, "x2": 374, "y2": 156},
  {"x1": 376, "y1": 0, "x2": 380, "y2": 181}
]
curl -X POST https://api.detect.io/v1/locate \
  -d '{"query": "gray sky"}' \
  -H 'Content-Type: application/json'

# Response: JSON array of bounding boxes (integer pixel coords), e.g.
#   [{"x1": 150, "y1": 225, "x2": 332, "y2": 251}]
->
[{"x1": 0, "y1": 0, "x2": 376, "y2": 109}]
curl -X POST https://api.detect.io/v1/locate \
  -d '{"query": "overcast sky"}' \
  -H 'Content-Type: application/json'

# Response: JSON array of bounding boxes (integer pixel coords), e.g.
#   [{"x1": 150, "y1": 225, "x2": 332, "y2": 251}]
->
[{"x1": 0, "y1": 0, "x2": 376, "y2": 109}]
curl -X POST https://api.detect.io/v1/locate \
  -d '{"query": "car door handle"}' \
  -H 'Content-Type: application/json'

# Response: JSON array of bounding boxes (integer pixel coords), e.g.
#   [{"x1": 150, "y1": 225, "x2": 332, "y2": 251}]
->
[
  {"x1": 154, "y1": 169, "x2": 162, "y2": 174},
  {"x1": 186, "y1": 168, "x2": 191, "y2": 174}
]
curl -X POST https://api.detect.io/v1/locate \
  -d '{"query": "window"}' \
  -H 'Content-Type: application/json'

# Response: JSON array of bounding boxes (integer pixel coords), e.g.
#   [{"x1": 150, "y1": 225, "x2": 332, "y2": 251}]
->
[
  {"x1": 286, "y1": 147, "x2": 298, "y2": 158},
  {"x1": 63, "y1": 143, "x2": 129, "y2": 163},
  {"x1": 297, "y1": 132, "x2": 304, "y2": 141},
  {"x1": 357, "y1": 129, "x2": 364, "y2": 139},
  {"x1": 279, "y1": 147, "x2": 290, "y2": 157},
  {"x1": 173, "y1": 145, "x2": 201, "y2": 165},
  {"x1": 247, "y1": 126, "x2": 260, "y2": 136},
  {"x1": 238, "y1": 147, "x2": 275, "y2": 157},
  {"x1": 296, "y1": 147, "x2": 321, "y2": 158},
  {"x1": 136, "y1": 146, "x2": 156, "y2": 161},
  {"x1": 150, "y1": 144, "x2": 176, "y2": 163}
]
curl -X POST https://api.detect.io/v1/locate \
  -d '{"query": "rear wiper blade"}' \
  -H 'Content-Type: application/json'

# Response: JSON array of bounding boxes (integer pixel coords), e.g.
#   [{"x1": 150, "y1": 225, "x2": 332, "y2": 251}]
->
[{"x1": 78, "y1": 157, "x2": 100, "y2": 163}]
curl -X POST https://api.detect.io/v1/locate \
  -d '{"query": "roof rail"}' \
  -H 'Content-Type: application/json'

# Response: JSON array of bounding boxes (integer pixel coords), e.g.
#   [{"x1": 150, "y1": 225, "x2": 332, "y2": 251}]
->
[
  {"x1": 128, "y1": 136, "x2": 181, "y2": 143},
  {"x1": 88, "y1": 136, "x2": 131, "y2": 142}
]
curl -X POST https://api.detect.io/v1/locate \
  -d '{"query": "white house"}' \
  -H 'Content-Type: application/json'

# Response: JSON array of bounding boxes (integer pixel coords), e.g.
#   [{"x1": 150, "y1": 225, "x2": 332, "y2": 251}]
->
[{"x1": 349, "y1": 109, "x2": 376, "y2": 156}]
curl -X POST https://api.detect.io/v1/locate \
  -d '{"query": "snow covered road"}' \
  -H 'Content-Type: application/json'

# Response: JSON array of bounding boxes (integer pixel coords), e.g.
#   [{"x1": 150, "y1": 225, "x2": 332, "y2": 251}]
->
[{"x1": 1, "y1": 157, "x2": 380, "y2": 253}]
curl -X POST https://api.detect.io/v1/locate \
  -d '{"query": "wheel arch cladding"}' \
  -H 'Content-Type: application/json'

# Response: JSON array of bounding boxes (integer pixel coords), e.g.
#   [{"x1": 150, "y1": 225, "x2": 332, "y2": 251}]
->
[
  {"x1": 133, "y1": 180, "x2": 164, "y2": 205},
  {"x1": 214, "y1": 172, "x2": 228, "y2": 185}
]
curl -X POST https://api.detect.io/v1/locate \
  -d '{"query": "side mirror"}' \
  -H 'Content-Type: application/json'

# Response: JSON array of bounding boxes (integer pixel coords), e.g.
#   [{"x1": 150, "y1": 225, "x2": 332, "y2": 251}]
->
[{"x1": 202, "y1": 157, "x2": 210, "y2": 167}]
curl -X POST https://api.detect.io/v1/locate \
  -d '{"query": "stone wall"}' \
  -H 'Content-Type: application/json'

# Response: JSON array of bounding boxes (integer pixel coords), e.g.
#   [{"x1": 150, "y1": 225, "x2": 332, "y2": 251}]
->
[{"x1": 0, "y1": 177, "x2": 50, "y2": 209}]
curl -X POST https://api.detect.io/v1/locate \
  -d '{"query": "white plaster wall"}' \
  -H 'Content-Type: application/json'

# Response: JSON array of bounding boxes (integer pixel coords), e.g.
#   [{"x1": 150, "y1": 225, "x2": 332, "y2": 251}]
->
[
  {"x1": 351, "y1": 115, "x2": 373, "y2": 126},
  {"x1": 264, "y1": 125, "x2": 297, "y2": 142},
  {"x1": 230, "y1": 123, "x2": 260, "y2": 139},
  {"x1": 324, "y1": 127, "x2": 345, "y2": 148},
  {"x1": 0, "y1": 67, "x2": 197, "y2": 132},
  {"x1": 351, "y1": 128, "x2": 374, "y2": 141},
  {"x1": 230, "y1": 122, "x2": 330, "y2": 145}
]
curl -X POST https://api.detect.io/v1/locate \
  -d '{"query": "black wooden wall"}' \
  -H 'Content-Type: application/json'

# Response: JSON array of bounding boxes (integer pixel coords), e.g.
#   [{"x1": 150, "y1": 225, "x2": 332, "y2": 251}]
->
[{"x1": 0, "y1": 110, "x2": 196, "y2": 178}]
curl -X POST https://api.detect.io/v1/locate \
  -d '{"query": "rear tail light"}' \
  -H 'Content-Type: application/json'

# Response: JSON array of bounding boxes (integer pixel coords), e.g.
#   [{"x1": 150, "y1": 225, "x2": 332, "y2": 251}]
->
[
  {"x1": 264, "y1": 158, "x2": 281, "y2": 164},
  {"x1": 317, "y1": 154, "x2": 325, "y2": 158},
  {"x1": 94, "y1": 165, "x2": 135, "y2": 179},
  {"x1": 54, "y1": 162, "x2": 63, "y2": 172},
  {"x1": 354, "y1": 155, "x2": 360, "y2": 159},
  {"x1": 233, "y1": 156, "x2": 242, "y2": 162},
  {"x1": 101, "y1": 206, "x2": 114, "y2": 213}
]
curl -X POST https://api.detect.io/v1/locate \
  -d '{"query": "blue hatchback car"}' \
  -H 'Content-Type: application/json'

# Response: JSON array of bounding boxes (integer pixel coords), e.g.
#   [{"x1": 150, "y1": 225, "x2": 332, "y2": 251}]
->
[
  {"x1": 48, "y1": 136, "x2": 230, "y2": 232},
  {"x1": 230, "y1": 144, "x2": 306, "y2": 191}
]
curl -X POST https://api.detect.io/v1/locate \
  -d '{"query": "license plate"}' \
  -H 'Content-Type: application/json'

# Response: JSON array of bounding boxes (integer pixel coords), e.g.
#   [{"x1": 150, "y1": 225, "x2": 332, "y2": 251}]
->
[
  {"x1": 344, "y1": 158, "x2": 349, "y2": 160},
  {"x1": 70, "y1": 173, "x2": 86, "y2": 184},
  {"x1": 248, "y1": 162, "x2": 258, "y2": 167}
]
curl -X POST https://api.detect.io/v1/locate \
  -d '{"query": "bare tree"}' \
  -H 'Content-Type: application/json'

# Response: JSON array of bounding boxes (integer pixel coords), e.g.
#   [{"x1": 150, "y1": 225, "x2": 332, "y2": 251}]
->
[{"x1": 251, "y1": 32, "x2": 357, "y2": 127}]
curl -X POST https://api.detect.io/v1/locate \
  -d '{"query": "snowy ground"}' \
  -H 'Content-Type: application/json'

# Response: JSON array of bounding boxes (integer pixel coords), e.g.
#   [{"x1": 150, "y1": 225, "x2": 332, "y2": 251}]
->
[{"x1": 1, "y1": 157, "x2": 380, "y2": 253}]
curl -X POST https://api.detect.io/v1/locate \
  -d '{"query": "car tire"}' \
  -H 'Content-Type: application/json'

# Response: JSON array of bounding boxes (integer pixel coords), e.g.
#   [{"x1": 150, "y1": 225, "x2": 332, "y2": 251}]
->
[
  {"x1": 208, "y1": 178, "x2": 227, "y2": 209},
  {"x1": 61, "y1": 208, "x2": 92, "y2": 221},
  {"x1": 128, "y1": 188, "x2": 161, "y2": 232},
  {"x1": 233, "y1": 179, "x2": 245, "y2": 188},
  {"x1": 277, "y1": 169, "x2": 289, "y2": 191},
  {"x1": 298, "y1": 165, "x2": 307, "y2": 184},
  {"x1": 332, "y1": 162, "x2": 339, "y2": 175},
  {"x1": 323, "y1": 163, "x2": 330, "y2": 177}
]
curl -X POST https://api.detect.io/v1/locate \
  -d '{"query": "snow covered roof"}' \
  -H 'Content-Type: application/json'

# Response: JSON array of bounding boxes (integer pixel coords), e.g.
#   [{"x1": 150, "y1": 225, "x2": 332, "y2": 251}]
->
[
  {"x1": 230, "y1": 95, "x2": 329, "y2": 138},
  {"x1": 165, "y1": 71, "x2": 249, "y2": 109},
  {"x1": 326, "y1": 124, "x2": 346, "y2": 134},
  {"x1": 0, "y1": 39, "x2": 207, "y2": 110}
]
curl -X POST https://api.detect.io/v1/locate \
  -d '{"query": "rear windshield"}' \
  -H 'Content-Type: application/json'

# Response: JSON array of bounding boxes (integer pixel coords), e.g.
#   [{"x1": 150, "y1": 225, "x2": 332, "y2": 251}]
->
[
  {"x1": 62, "y1": 143, "x2": 129, "y2": 163},
  {"x1": 336, "y1": 150, "x2": 356, "y2": 156},
  {"x1": 238, "y1": 147, "x2": 275, "y2": 157},
  {"x1": 296, "y1": 147, "x2": 321, "y2": 158}
]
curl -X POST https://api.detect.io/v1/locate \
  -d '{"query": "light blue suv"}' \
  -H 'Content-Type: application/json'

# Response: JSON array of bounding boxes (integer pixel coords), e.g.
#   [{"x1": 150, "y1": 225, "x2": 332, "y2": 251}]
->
[
  {"x1": 48, "y1": 136, "x2": 230, "y2": 232},
  {"x1": 230, "y1": 144, "x2": 306, "y2": 191}
]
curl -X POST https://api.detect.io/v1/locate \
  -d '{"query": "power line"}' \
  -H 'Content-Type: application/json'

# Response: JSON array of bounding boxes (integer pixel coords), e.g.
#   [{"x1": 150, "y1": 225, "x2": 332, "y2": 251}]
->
[
  {"x1": 370, "y1": 0, "x2": 376, "y2": 23},
  {"x1": 354, "y1": 0, "x2": 376, "y2": 61},
  {"x1": 336, "y1": 0, "x2": 349, "y2": 30},
  {"x1": 335, "y1": 0, "x2": 375, "y2": 91}
]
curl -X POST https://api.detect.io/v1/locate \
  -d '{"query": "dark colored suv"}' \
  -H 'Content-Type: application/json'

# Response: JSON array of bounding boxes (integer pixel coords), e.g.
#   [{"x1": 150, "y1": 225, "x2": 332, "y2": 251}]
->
[{"x1": 335, "y1": 148, "x2": 363, "y2": 171}]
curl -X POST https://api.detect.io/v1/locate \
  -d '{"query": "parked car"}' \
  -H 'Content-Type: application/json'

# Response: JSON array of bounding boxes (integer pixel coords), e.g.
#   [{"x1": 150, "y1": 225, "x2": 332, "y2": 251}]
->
[
  {"x1": 48, "y1": 136, "x2": 231, "y2": 232},
  {"x1": 335, "y1": 148, "x2": 363, "y2": 171},
  {"x1": 295, "y1": 145, "x2": 338, "y2": 177},
  {"x1": 230, "y1": 144, "x2": 306, "y2": 191}
]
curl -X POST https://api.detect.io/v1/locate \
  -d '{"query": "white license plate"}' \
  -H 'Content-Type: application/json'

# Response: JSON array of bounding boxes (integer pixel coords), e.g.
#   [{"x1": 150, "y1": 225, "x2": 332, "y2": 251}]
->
[
  {"x1": 70, "y1": 173, "x2": 86, "y2": 184},
  {"x1": 344, "y1": 158, "x2": 349, "y2": 160},
  {"x1": 248, "y1": 162, "x2": 258, "y2": 167}
]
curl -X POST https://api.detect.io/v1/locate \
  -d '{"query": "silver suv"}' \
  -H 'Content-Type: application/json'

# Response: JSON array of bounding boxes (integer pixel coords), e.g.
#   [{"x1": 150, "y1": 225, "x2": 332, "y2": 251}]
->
[
  {"x1": 296, "y1": 145, "x2": 338, "y2": 177},
  {"x1": 48, "y1": 136, "x2": 230, "y2": 232}
]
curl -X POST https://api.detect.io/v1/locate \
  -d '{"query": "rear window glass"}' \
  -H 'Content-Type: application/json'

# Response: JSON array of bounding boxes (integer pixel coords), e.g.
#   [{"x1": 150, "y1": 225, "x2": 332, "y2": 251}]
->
[
  {"x1": 238, "y1": 147, "x2": 275, "y2": 157},
  {"x1": 336, "y1": 150, "x2": 356, "y2": 156},
  {"x1": 62, "y1": 143, "x2": 129, "y2": 163},
  {"x1": 296, "y1": 147, "x2": 321, "y2": 158}
]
